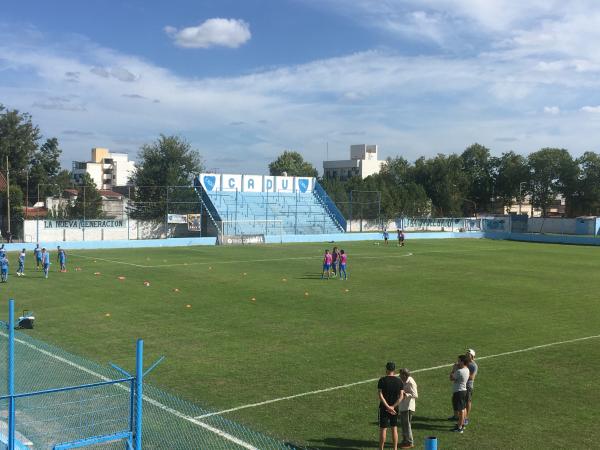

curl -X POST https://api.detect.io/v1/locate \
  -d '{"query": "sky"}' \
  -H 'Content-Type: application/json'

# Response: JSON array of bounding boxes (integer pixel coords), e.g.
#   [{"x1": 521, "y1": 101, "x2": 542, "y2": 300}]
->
[{"x1": 2, "y1": 0, "x2": 600, "y2": 174}]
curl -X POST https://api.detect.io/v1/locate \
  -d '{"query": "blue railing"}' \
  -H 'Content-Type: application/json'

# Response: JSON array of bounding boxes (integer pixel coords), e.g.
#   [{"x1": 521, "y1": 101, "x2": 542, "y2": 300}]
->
[{"x1": 313, "y1": 180, "x2": 347, "y2": 232}]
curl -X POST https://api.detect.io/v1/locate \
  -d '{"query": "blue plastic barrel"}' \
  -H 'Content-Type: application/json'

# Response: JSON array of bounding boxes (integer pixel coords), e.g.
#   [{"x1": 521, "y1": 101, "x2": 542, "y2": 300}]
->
[{"x1": 425, "y1": 436, "x2": 438, "y2": 450}]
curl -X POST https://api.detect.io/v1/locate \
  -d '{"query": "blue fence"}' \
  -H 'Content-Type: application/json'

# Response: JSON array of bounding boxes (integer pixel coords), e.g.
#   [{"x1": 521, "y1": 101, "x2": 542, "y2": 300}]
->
[{"x1": 1, "y1": 300, "x2": 149, "y2": 449}]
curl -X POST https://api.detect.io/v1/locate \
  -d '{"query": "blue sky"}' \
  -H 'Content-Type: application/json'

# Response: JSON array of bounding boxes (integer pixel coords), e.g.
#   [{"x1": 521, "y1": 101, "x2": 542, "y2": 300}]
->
[{"x1": 2, "y1": 0, "x2": 600, "y2": 174}]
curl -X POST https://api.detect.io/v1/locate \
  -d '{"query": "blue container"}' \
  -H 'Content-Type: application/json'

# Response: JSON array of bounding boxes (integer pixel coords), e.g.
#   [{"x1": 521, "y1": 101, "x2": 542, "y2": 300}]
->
[{"x1": 425, "y1": 436, "x2": 438, "y2": 450}]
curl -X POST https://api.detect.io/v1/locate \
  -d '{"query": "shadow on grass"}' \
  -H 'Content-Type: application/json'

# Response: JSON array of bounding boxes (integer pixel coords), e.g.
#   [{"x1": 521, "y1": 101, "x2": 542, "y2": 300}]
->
[
  {"x1": 307, "y1": 437, "x2": 380, "y2": 449},
  {"x1": 411, "y1": 415, "x2": 453, "y2": 431},
  {"x1": 298, "y1": 273, "x2": 329, "y2": 280}
]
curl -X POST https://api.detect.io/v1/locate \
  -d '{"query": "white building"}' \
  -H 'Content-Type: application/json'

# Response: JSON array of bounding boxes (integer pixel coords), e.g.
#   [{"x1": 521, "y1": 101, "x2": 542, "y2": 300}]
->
[
  {"x1": 72, "y1": 148, "x2": 135, "y2": 189},
  {"x1": 323, "y1": 144, "x2": 387, "y2": 180}
]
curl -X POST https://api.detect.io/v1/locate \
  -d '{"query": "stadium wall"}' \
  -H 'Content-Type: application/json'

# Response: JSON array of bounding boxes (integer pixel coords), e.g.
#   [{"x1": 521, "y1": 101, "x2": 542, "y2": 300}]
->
[
  {"x1": 266, "y1": 231, "x2": 484, "y2": 244},
  {"x1": 0, "y1": 237, "x2": 216, "y2": 251},
  {"x1": 23, "y1": 219, "x2": 181, "y2": 243},
  {"x1": 484, "y1": 231, "x2": 600, "y2": 246}
]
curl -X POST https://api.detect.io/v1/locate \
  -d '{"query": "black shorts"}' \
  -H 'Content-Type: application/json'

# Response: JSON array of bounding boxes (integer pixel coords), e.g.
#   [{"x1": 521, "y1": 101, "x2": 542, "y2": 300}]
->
[
  {"x1": 452, "y1": 391, "x2": 467, "y2": 411},
  {"x1": 466, "y1": 386, "x2": 473, "y2": 403},
  {"x1": 379, "y1": 406, "x2": 399, "y2": 428}
]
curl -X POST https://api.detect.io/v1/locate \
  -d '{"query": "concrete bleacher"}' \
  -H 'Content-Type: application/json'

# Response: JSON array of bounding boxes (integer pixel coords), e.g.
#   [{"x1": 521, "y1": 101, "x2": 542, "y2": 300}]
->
[{"x1": 203, "y1": 190, "x2": 344, "y2": 236}]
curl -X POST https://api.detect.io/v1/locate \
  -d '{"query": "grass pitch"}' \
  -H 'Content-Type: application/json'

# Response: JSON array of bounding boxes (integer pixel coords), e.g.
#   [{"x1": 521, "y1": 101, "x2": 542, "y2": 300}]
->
[{"x1": 3, "y1": 238, "x2": 600, "y2": 449}]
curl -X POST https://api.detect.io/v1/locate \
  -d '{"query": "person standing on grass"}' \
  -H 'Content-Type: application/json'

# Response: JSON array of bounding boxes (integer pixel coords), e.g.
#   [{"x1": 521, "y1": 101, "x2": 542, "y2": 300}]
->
[
  {"x1": 57, "y1": 246, "x2": 67, "y2": 272},
  {"x1": 397, "y1": 229, "x2": 405, "y2": 247},
  {"x1": 34, "y1": 244, "x2": 42, "y2": 270},
  {"x1": 321, "y1": 249, "x2": 332, "y2": 279},
  {"x1": 378, "y1": 361, "x2": 404, "y2": 450},
  {"x1": 383, "y1": 229, "x2": 389, "y2": 245},
  {"x1": 464, "y1": 349, "x2": 478, "y2": 426},
  {"x1": 17, "y1": 249, "x2": 26, "y2": 277},
  {"x1": 1, "y1": 254, "x2": 9, "y2": 282},
  {"x1": 339, "y1": 249, "x2": 348, "y2": 280},
  {"x1": 331, "y1": 246, "x2": 340, "y2": 277},
  {"x1": 398, "y1": 368, "x2": 418, "y2": 449},
  {"x1": 41, "y1": 248, "x2": 50, "y2": 279},
  {"x1": 449, "y1": 354, "x2": 470, "y2": 433}
]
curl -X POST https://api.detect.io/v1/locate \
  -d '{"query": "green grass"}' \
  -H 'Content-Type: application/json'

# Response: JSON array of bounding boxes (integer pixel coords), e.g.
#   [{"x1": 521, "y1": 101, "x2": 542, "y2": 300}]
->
[{"x1": 3, "y1": 238, "x2": 600, "y2": 449}]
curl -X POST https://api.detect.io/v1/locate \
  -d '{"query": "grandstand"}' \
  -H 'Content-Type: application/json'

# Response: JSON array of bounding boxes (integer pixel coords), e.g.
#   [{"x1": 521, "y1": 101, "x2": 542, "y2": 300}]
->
[{"x1": 194, "y1": 174, "x2": 346, "y2": 238}]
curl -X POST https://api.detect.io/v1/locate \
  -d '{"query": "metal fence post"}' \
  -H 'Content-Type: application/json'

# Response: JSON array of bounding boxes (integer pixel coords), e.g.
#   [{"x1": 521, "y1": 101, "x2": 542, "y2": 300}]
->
[
  {"x1": 135, "y1": 339, "x2": 144, "y2": 450},
  {"x1": 8, "y1": 298, "x2": 15, "y2": 450}
]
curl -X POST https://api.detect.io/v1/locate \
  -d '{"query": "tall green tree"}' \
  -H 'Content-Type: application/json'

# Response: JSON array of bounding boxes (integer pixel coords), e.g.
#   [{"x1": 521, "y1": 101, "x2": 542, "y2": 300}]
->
[
  {"x1": 129, "y1": 135, "x2": 204, "y2": 220},
  {"x1": 28, "y1": 137, "x2": 63, "y2": 203},
  {"x1": 269, "y1": 150, "x2": 318, "y2": 177},
  {"x1": 67, "y1": 173, "x2": 103, "y2": 219},
  {"x1": 572, "y1": 152, "x2": 600, "y2": 216},
  {"x1": 460, "y1": 143, "x2": 494, "y2": 213},
  {"x1": 413, "y1": 154, "x2": 467, "y2": 216},
  {"x1": 493, "y1": 151, "x2": 529, "y2": 213},
  {"x1": 528, "y1": 148, "x2": 577, "y2": 216}
]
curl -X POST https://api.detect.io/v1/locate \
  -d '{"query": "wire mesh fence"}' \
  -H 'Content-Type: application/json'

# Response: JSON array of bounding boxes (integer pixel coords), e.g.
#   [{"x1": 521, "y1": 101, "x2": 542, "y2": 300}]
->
[{"x1": 0, "y1": 324, "x2": 299, "y2": 449}]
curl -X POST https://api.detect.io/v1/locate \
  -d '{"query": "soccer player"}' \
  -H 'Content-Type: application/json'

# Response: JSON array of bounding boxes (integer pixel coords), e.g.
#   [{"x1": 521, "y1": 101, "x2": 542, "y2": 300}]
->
[
  {"x1": 57, "y1": 246, "x2": 67, "y2": 272},
  {"x1": 331, "y1": 246, "x2": 340, "y2": 277},
  {"x1": 339, "y1": 249, "x2": 348, "y2": 280},
  {"x1": 321, "y1": 249, "x2": 332, "y2": 279},
  {"x1": 383, "y1": 229, "x2": 389, "y2": 245},
  {"x1": 1, "y1": 254, "x2": 9, "y2": 282},
  {"x1": 34, "y1": 244, "x2": 42, "y2": 270},
  {"x1": 0, "y1": 244, "x2": 5, "y2": 258},
  {"x1": 17, "y1": 249, "x2": 26, "y2": 277},
  {"x1": 41, "y1": 248, "x2": 50, "y2": 279},
  {"x1": 397, "y1": 229, "x2": 405, "y2": 247}
]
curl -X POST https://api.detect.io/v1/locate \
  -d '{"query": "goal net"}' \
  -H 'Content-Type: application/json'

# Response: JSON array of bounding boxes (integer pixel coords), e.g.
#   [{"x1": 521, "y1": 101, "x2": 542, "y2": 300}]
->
[{"x1": 218, "y1": 219, "x2": 283, "y2": 244}]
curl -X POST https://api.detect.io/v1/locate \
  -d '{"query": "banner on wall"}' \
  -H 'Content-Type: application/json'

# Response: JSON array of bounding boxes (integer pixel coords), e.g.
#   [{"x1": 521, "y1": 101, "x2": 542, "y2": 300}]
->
[
  {"x1": 167, "y1": 214, "x2": 187, "y2": 224},
  {"x1": 44, "y1": 219, "x2": 125, "y2": 229},
  {"x1": 187, "y1": 214, "x2": 201, "y2": 231},
  {"x1": 199, "y1": 174, "x2": 314, "y2": 193}
]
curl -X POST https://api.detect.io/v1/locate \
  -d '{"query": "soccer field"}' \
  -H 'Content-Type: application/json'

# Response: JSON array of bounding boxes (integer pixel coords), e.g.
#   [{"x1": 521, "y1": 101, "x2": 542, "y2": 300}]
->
[{"x1": 3, "y1": 238, "x2": 600, "y2": 449}]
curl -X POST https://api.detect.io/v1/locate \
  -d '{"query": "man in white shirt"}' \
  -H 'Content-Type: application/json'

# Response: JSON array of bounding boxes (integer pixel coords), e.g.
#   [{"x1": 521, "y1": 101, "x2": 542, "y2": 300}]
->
[
  {"x1": 398, "y1": 368, "x2": 418, "y2": 449},
  {"x1": 449, "y1": 354, "x2": 470, "y2": 433}
]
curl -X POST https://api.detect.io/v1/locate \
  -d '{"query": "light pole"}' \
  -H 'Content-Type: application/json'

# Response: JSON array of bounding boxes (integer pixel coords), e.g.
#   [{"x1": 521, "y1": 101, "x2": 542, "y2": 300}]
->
[{"x1": 519, "y1": 181, "x2": 527, "y2": 214}]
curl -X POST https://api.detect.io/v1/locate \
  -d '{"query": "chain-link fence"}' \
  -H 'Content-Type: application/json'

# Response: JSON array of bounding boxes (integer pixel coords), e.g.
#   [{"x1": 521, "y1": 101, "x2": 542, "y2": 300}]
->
[{"x1": 1, "y1": 315, "x2": 299, "y2": 449}]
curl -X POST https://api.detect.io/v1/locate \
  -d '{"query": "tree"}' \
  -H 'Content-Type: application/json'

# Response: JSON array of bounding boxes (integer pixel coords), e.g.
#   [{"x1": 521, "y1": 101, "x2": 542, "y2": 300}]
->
[
  {"x1": 493, "y1": 152, "x2": 529, "y2": 213},
  {"x1": 460, "y1": 143, "x2": 494, "y2": 213},
  {"x1": 572, "y1": 152, "x2": 600, "y2": 216},
  {"x1": 413, "y1": 154, "x2": 467, "y2": 216},
  {"x1": 528, "y1": 148, "x2": 577, "y2": 216},
  {"x1": 29, "y1": 137, "x2": 63, "y2": 203},
  {"x1": 269, "y1": 151, "x2": 318, "y2": 177},
  {"x1": 0, "y1": 105, "x2": 40, "y2": 177},
  {"x1": 67, "y1": 173, "x2": 103, "y2": 219},
  {"x1": 129, "y1": 135, "x2": 204, "y2": 220}
]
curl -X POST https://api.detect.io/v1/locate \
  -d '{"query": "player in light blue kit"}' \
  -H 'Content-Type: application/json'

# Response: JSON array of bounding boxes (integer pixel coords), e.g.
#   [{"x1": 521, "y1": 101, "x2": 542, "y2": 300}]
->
[
  {"x1": 41, "y1": 248, "x2": 50, "y2": 279},
  {"x1": 0, "y1": 244, "x2": 6, "y2": 258},
  {"x1": 57, "y1": 246, "x2": 67, "y2": 272},
  {"x1": 1, "y1": 255, "x2": 9, "y2": 282},
  {"x1": 34, "y1": 244, "x2": 42, "y2": 270},
  {"x1": 17, "y1": 249, "x2": 26, "y2": 276}
]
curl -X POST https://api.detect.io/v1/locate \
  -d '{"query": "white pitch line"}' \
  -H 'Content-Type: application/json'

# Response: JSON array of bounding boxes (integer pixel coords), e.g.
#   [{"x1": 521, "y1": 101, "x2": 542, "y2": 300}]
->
[
  {"x1": 0, "y1": 331, "x2": 258, "y2": 450},
  {"x1": 195, "y1": 334, "x2": 600, "y2": 419},
  {"x1": 69, "y1": 252, "x2": 414, "y2": 268}
]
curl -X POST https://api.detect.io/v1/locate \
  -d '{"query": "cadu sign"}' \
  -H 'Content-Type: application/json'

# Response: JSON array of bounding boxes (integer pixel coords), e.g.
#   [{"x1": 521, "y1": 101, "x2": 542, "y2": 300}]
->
[
  {"x1": 44, "y1": 219, "x2": 125, "y2": 229},
  {"x1": 199, "y1": 173, "x2": 314, "y2": 193}
]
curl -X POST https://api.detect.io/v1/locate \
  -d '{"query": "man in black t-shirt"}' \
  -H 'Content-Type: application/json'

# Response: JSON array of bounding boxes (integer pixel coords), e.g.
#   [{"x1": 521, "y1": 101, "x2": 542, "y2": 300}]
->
[{"x1": 378, "y1": 361, "x2": 404, "y2": 450}]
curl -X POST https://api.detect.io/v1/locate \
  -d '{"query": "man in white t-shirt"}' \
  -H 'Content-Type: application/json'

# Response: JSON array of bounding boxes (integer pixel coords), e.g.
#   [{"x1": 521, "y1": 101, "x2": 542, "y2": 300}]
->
[
  {"x1": 398, "y1": 368, "x2": 418, "y2": 449},
  {"x1": 449, "y1": 354, "x2": 470, "y2": 433}
]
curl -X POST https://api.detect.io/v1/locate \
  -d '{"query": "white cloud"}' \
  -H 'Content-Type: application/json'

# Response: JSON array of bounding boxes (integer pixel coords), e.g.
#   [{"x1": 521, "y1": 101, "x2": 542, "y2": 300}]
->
[
  {"x1": 164, "y1": 18, "x2": 251, "y2": 49},
  {"x1": 4, "y1": 11, "x2": 600, "y2": 174},
  {"x1": 581, "y1": 105, "x2": 600, "y2": 113}
]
